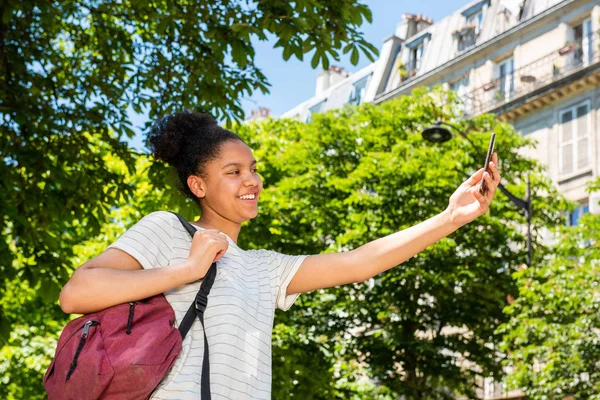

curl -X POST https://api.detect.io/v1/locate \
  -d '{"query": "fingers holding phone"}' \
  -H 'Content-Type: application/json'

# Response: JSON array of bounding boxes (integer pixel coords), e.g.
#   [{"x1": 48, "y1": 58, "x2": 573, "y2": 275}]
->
[{"x1": 479, "y1": 133, "x2": 496, "y2": 196}]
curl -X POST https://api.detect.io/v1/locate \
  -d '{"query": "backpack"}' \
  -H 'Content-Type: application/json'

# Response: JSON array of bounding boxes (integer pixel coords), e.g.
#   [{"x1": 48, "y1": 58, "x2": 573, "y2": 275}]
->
[{"x1": 44, "y1": 213, "x2": 216, "y2": 400}]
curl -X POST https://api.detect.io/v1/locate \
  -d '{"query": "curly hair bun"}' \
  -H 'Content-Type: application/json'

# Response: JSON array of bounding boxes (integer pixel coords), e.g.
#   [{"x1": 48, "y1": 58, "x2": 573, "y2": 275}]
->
[
  {"x1": 147, "y1": 110, "x2": 243, "y2": 203},
  {"x1": 148, "y1": 110, "x2": 218, "y2": 166}
]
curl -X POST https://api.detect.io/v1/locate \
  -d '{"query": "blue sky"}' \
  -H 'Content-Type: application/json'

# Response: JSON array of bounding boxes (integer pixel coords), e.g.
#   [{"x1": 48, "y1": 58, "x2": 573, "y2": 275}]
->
[{"x1": 129, "y1": 0, "x2": 472, "y2": 149}]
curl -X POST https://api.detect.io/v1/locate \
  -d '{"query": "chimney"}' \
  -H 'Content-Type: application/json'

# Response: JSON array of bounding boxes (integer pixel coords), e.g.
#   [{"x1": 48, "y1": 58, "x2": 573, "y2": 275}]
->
[
  {"x1": 247, "y1": 107, "x2": 271, "y2": 121},
  {"x1": 315, "y1": 65, "x2": 351, "y2": 97},
  {"x1": 397, "y1": 13, "x2": 433, "y2": 39}
]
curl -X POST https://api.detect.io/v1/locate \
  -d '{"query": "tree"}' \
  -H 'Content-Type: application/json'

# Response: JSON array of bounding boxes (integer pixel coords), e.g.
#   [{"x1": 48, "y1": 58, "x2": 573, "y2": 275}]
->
[
  {"x1": 0, "y1": 0, "x2": 378, "y2": 341},
  {"x1": 234, "y1": 87, "x2": 567, "y2": 398},
  {"x1": 0, "y1": 152, "x2": 200, "y2": 399},
  {"x1": 500, "y1": 179, "x2": 600, "y2": 399},
  {"x1": 1, "y1": 84, "x2": 569, "y2": 397}
]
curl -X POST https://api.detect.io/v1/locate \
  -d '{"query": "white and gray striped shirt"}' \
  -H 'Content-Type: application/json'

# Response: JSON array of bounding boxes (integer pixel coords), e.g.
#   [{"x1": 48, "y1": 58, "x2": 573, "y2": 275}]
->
[{"x1": 108, "y1": 211, "x2": 307, "y2": 399}]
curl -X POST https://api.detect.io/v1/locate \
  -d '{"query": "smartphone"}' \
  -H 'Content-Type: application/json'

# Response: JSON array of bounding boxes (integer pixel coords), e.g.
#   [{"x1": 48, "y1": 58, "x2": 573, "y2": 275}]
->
[{"x1": 479, "y1": 133, "x2": 496, "y2": 196}]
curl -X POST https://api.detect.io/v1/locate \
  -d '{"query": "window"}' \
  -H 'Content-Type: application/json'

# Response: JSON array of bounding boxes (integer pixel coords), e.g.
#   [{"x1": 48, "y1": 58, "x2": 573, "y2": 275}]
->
[
  {"x1": 574, "y1": 18, "x2": 593, "y2": 66},
  {"x1": 466, "y1": 10, "x2": 483, "y2": 36},
  {"x1": 348, "y1": 74, "x2": 371, "y2": 105},
  {"x1": 559, "y1": 101, "x2": 591, "y2": 175},
  {"x1": 405, "y1": 33, "x2": 430, "y2": 75},
  {"x1": 461, "y1": 0, "x2": 488, "y2": 36},
  {"x1": 455, "y1": 27, "x2": 476, "y2": 52},
  {"x1": 568, "y1": 203, "x2": 589, "y2": 226},
  {"x1": 456, "y1": 3, "x2": 485, "y2": 53},
  {"x1": 498, "y1": 57, "x2": 514, "y2": 100},
  {"x1": 450, "y1": 75, "x2": 471, "y2": 113},
  {"x1": 409, "y1": 43, "x2": 424, "y2": 73}
]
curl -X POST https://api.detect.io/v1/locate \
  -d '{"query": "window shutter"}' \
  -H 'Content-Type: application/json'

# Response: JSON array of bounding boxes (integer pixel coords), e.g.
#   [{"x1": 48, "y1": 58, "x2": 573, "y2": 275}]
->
[
  {"x1": 559, "y1": 102, "x2": 591, "y2": 175},
  {"x1": 576, "y1": 104, "x2": 590, "y2": 169},
  {"x1": 560, "y1": 110, "x2": 573, "y2": 174}
]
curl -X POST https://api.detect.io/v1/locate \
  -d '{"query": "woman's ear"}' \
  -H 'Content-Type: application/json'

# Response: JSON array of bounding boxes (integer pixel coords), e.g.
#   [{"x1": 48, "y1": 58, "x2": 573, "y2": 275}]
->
[{"x1": 187, "y1": 175, "x2": 206, "y2": 199}]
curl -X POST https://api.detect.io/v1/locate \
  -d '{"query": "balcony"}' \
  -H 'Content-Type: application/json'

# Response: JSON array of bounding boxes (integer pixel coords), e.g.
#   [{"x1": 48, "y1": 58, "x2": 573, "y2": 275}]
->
[{"x1": 463, "y1": 28, "x2": 600, "y2": 119}]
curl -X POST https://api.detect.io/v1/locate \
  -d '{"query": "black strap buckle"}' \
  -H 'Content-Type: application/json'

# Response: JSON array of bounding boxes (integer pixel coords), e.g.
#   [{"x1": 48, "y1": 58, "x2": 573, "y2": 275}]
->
[{"x1": 195, "y1": 294, "x2": 208, "y2": 311}]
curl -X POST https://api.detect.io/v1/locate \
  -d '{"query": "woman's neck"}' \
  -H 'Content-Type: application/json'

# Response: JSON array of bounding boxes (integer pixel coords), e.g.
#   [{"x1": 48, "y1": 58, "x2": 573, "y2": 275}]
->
[{"x1": 194, "y1": 213, "x2": 241, "y2": 243}]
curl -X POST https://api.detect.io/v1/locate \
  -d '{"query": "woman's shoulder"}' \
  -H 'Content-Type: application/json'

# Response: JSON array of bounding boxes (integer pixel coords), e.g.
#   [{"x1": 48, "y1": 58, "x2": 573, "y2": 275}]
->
[
  {"x1": 138, "y1": 210, "x2": 179, "y2": 225},
  {"x1": 244, "y1": 248, "x2": 292, "y2": 262},
  {"x1": 244, "y1": 248, "x2": 273, "y2": 259},
  {"x1": 128, "y1": 211, "x2": 181, "y2": 238}
]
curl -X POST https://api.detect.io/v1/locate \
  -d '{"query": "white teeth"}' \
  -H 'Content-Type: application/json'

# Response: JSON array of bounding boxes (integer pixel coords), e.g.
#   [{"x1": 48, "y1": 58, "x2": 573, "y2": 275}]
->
[{"x1": 239, "y1": 194, "x2": 256, "y2": 200}]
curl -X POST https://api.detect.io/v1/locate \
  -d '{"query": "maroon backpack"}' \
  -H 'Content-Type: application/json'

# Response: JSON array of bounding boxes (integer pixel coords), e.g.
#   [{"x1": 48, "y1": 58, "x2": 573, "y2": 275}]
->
[{"x1": 44, "y1": 213, "x2": 216, "y2": 400}]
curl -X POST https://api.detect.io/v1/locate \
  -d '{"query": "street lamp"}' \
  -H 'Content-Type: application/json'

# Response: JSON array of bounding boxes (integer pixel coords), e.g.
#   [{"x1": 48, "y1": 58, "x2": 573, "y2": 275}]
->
[{"x1": 422, "y1": 121, "x2": 533, "y2": 267}]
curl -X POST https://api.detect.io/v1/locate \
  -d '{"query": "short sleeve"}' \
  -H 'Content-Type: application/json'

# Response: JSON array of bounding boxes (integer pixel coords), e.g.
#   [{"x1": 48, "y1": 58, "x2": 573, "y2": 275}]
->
[
  {"x1": 267, "y1": 251, "x2": 308, "y2": 311},
  {"x1": 107, "y1": 211, "x2": 174, "y2": 270}
]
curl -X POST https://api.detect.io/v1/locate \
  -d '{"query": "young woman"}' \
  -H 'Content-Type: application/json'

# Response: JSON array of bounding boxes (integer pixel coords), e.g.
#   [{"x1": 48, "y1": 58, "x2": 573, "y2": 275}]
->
[{"x1": 59, "y1": 111, "x2": 500, "y2": 399}]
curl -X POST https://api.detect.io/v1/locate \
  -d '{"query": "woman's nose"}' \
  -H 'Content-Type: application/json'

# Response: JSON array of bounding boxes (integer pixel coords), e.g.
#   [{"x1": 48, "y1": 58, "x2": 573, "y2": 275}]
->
[{"x1": 244, "y1": 172, "x2": 261, "y2": 187}]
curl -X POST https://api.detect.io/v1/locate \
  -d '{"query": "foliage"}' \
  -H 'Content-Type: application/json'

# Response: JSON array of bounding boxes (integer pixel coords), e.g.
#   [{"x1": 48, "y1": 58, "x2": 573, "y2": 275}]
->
[
  {"x1": 0, "y1": 0, "x2": 377, "y2": 342},
  {"x1": 0, "y1": 279, "x2": 65, "y2": 400},
  {"x1": 235, "y1": 87, "x2": 567, "y2": 398},
  {"x1": 271, "y1": 322, "x2": 337, "y2": 398},
  {"x1": 0, "y1": 153, "x2": 198, "y2": 398},
  {"x1": 397, "y1": 61, "x2": 409, "y2": 79},
  {"x1": 1, "y1": 84, "x2": 568, "y2": 398},
  {"x1": 500, "y1": 179, "x2": 600, "y2": 399}
]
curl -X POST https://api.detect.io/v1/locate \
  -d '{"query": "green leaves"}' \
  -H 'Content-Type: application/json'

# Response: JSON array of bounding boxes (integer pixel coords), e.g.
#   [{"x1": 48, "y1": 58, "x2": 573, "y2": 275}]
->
[
  {"x1": 1, "y1": 82, "x2": 570, "y2": 398},
  {"x1": 262, "y1": 0, "x2": 379, "y2": 69},
  {"x1": 350, "y1": 46, "x2": 360, "y2": 65},
  {"x1": 1, "y1": 0, "x2": 577, "y2": 395},
  {"x1": 1, "y1": 0, "x2": 378, "y2": 346},
  {"x1": 236, "y1": 87, "x2": 564, "y2": 398},
  {"x1": 0, "y1": 0, "x2": 379, "y2": 396},
  {"x1": 499, "y1": 187, "x2": 600, "y2": 399}
]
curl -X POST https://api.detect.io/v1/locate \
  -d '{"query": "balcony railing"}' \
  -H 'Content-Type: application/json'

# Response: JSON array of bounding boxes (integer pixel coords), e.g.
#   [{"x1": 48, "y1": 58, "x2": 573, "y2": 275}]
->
[{"x1": 462, "y1": 28, "x2": 600, "y2": 117}]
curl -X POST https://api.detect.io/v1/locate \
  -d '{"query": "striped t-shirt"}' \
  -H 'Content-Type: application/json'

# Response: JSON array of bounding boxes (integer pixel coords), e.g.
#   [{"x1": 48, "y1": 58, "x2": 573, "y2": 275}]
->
[{"x1": 108, "y1": 211, "x2": 307, "y2": 399}]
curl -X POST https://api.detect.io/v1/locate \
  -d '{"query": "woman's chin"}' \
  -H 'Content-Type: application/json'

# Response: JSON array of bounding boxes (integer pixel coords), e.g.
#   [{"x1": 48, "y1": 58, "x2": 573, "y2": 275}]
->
[{"x1": 238, "y1": 210, "x2": 259, "y2": 223}]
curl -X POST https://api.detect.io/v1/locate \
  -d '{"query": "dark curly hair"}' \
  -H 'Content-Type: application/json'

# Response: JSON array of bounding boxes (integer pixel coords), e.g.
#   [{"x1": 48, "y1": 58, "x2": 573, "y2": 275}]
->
[{"x1": 148, "y1": 110, "x2": 244, "y2": 202}]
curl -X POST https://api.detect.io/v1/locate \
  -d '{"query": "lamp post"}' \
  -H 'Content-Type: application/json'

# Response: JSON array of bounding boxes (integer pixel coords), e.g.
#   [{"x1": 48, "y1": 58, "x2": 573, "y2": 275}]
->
[{"x1": 422, "y1": 121, "x2": 533, "y2": 267}]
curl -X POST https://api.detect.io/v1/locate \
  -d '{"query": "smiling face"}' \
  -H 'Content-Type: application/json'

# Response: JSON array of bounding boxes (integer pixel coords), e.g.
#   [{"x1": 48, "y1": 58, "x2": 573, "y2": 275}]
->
[{"x1": 188, "y1": 140, "x2": 263, "y2": 227}]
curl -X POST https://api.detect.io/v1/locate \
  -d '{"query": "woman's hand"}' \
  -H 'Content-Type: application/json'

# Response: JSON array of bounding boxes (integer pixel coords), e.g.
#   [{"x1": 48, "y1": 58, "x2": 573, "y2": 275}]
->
[
  {"x1": 184, "y1": 229, "x2": 229, "y2": 282},
  {"x1": 446, "y1": 152, "x2": 501, "y2": 228}
]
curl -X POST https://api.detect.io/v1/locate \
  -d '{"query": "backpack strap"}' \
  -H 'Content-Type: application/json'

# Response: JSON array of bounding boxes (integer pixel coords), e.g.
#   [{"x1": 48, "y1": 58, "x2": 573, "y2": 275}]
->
[{"x1": 170, "y1": 212, "x2": 216, "y2": 400}]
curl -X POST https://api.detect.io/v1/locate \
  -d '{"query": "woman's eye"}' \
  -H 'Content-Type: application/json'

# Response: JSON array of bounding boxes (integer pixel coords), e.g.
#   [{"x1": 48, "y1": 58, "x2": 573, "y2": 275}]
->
[
  {"x1": 252, "y1": 168, "x2": 258, "y2": 173},
  {"x1": 228, "y1": 170, "x2": 239, "y2": 175}
]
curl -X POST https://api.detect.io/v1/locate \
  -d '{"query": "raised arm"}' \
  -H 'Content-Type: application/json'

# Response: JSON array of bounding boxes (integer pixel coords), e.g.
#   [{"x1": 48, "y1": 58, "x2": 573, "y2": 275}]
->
[{"x1": 287, "y1": 155, "x2": 500, "y2": 295}]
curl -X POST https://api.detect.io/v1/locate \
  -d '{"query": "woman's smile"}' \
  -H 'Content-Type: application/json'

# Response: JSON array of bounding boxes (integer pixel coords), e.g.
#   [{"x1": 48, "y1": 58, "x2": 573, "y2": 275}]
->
[{"x1": 237, "y1": 192, "x2": 259, "y2": 204}]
